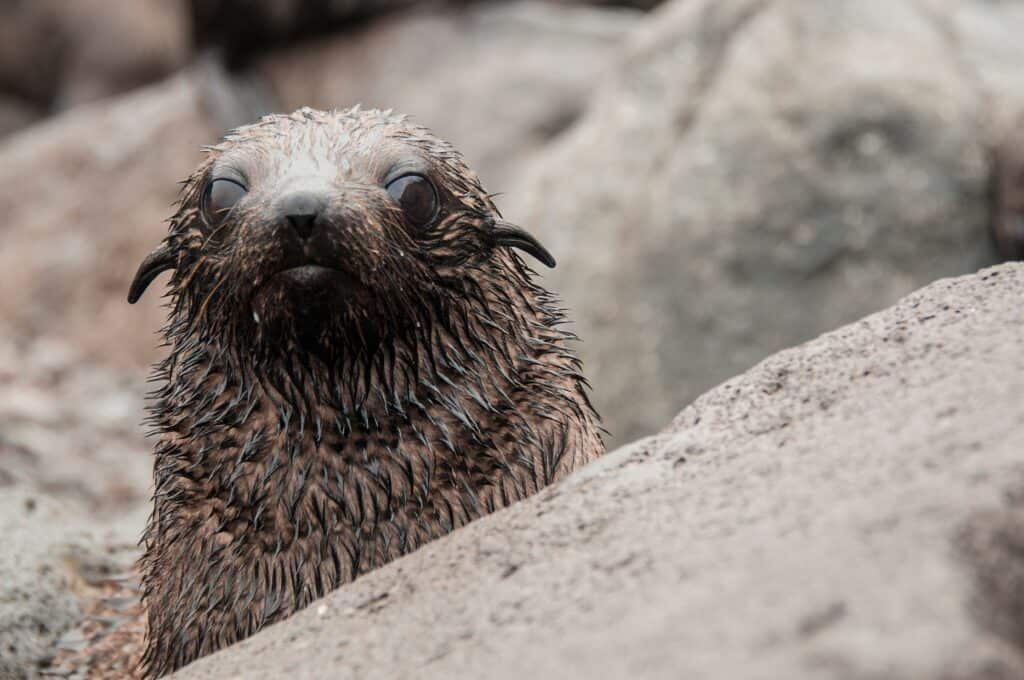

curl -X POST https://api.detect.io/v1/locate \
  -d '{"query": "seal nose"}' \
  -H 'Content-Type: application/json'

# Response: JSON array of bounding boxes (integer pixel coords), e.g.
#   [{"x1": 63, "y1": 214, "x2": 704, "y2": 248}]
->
[{"x1": 279, "y1": 191, "x2": 325, "y2": 240}]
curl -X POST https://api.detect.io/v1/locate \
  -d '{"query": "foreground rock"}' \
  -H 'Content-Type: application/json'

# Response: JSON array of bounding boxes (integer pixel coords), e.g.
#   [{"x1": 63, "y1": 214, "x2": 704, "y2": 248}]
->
[
  {"x1": 174, "y1": 262, "x2": 1024, "y2": 678},
  {"x1": 511, "y1": 0, "x2": 1023, "y2": 443},
  {"x1": 258, "y1": 1, "x2": 640, "y2": 189}
]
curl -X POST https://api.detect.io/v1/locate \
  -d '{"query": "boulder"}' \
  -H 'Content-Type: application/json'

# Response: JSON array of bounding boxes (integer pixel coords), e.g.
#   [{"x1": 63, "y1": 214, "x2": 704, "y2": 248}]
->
[
  {"x1": 0, "y1": 0, "x2": 190, "y2": 110},
  {"x1": 190, "y1": 0, "x2": 413, "y2": 65},
  {"x1": 509, "y1": 0, "x2": 1017, "y2": 443},
  {"x1": 175, "y1": 262, "x2": 1024, "y2": 679},
  {"x1": 0, "y1": 72, "x2": 222, "y2": 371},
  {"x1": 0, "y1": 95, "x2": 42, "y2": 140},
  {"x1": 257, "y1": 1, "x2": 642, "y2": 189}
]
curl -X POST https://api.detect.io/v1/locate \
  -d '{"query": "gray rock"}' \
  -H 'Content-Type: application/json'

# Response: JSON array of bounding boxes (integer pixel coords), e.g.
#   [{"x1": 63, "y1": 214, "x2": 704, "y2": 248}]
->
[
  {"x1": 190, "y1": 0, "x2": 414, "y2": 64},
  {"x1": 0, "y1": 73, "x2": 221, "y2": 370},
  {"x1": 0, "y1": 95, "x2": 41, "y2": 140},
  {"x1": 936, "y1": 0, "x2": 1024, "y2": 113},
  {"x1": 0, "y1": 487, "x2": 137, "y2": 680},
  {"x1": 509, "y1": 0, "x2": 1016, "y2": 443},
  {"x1": 258, "y1": 1, "x2": 641, "y2": 189},
  {"x1": 172, "y1": 261, "x2": 1024, "y2": 678},
  {"x1": 0, "y1": 330, "x2": 150, "y2": 516},
  {"x1": 0, "y1": 0, "x2": 190, "y2": 110}
]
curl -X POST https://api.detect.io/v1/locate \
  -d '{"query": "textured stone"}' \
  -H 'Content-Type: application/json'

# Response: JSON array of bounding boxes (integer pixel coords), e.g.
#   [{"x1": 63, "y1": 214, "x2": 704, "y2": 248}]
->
[
  {"x1": 510, "y1": 0, "x2": 1018, "y2": 443},
  {"x1": 0, "y1": 95, "x2": 42, "y2": 140},
  {"x1": 0, "y1": 488, "x2": 138, "y2": 680},
  {"x1": 0, "y1": 330, "x2": 149, "y2": 515},
  {"x1": 0, "y1": 73, "x2": 219, "y2": 370},
  {"x1": 258, "y1": 1, "x2": 640, "y2": 190},
  {"x1": 0, "y1": 0, "x2": 190, "y2": 110}
]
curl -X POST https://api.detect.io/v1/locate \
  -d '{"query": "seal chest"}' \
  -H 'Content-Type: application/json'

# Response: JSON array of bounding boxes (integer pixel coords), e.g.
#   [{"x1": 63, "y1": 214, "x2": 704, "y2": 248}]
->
[{"x1": 126, "y1": 106, "x2": 603, "y2": 677}]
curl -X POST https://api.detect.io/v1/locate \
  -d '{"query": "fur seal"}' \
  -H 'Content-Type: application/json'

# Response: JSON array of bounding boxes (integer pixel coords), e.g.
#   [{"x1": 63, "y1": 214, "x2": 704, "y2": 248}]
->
[{"x1": 123, "y1": 106, "x2": 603, "y2": 676}]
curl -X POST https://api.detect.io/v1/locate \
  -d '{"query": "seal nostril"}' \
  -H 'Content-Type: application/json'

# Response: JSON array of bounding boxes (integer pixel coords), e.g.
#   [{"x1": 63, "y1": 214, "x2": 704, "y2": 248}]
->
[
  {"x1": 287, "y1": 213, "x2": 317, "y2": 239},
  {"x1": 279, "y1": 190, "x2": 325, "y2": 240}
]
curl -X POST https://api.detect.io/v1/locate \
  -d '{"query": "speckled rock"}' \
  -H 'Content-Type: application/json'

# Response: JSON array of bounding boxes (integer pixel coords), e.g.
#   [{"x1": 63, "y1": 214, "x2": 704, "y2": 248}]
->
[
  {"x1": 0, "y1": 487, "x2": 138, "y2": 680},
  {"x1": 0, "y1": 330, "x2": 149, "y2": 515}
]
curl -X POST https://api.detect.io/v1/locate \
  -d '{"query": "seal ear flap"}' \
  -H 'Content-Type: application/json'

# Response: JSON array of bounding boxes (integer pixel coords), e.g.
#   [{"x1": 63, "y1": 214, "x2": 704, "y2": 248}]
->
[
  {"x1": 128, "y1": 244, "x2": 176, "y2": 304},
  {"x1": 490, "y1": 220, "x2": 556, "y2": 268}
]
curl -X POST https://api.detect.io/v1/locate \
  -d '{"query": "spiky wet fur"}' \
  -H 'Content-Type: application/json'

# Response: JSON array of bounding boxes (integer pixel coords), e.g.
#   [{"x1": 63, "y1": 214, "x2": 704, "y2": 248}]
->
[{"x1": 135, "y1": 107, "x2": 603, "y2": 676}]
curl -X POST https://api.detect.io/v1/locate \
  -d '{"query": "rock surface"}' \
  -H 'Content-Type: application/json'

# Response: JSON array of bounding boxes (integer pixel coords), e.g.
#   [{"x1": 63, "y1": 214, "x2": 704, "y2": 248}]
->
[
  {"x1": 190, "y1": 0, "x2": 412, "y2": 65},
  {"x1": 173, "y1": 262, "x2": 1024, "y2": 679},
  {"x1": 0, "y1": 0, "x2": 189, "y2": 116},
  {"x1": 0, "y1": 73, "x2": 221, "y2": 371},
  {"x1": 0, "y1": 486, "x2": 139, "y2": 680},
  {"x1": 0, "y1": 95, "x2": 41, "y2": 139},
  {"x1": 258, "y1": 1, "x2": 640, "y2": 189},
  {"x1": 0, "y1": 329, "x2": 148, "y2": 678},
  {"x1": 0, "y1": 329, "x2": 149, "y2": 516},
  {"x1": 510, "y1": 0, "x2": 1019, "y2": 443}
]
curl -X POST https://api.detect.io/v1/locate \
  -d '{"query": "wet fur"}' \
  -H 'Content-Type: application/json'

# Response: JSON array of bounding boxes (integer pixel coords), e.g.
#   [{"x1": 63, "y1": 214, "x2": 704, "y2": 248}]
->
[{"x1": 129, "y1": 107, "x2": 602, "y2": 676}]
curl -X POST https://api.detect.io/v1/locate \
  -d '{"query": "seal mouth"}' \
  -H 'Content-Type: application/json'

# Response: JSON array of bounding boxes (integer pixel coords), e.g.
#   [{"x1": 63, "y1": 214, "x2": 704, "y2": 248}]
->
[
  {"x1": 268, "y1": 263, "x2": 364, "y2": 294},
  {"x1": 276, "y1": 263, "x2": 345, "y2": 281}
]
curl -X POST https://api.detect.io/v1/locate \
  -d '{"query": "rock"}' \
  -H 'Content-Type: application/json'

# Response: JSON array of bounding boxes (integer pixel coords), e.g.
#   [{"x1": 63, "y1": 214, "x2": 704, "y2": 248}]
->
[
  {"x1": 509, "y1": 0, "x2": 1017, "y2": 443},
  {"x1": 552, "y1": 0, "x2": 664, "y2": 8},
  {"x1": 0, "y1": 73, "x2": 222, "y2": 371},
  {"x1": 190, "y1": 0, "x2": 413, "y2": 66},
  {"x1": 938, "y1": 0, "x2": 1024, "y2": 113},
  {"x1": 173, "y1": 262, "x2": 1024, "y2": 679},
  {"x1": 0, "y1": 1, "x2": 64, "y2": 107},
  {"x1": 257, "y1": 1, "x2": 641, "y2": 189},
  {"x1": 0, "y1": 487, "x2": 138, "y2": 680},
  {"x1": 0, "y1": 0, "x2": 190, "y2": 110},
  {"x1": 0, "y1": 94, "x2": 42, "y2": 139},
  {"x1": 50, "y1": 0, "x2": 192, "y2": 108},
  {"x1": 0, "y1": 329, "x2": 150, "y2": 516}
]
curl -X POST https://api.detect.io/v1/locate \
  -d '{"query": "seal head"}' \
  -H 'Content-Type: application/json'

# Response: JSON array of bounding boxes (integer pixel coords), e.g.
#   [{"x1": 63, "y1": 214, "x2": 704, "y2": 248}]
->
[
  {"x1": 127, "y1": 107, "x2": 601, "y2": 678},
  {"x1": 129, "y1": 106, "x2": 553, "y2": 355}
]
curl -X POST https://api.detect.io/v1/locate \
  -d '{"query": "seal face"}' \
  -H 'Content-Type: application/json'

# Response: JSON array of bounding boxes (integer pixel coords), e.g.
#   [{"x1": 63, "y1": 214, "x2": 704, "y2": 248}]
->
[{"x1": 127, "y1": 107, "x2": 603, "y2": 677}]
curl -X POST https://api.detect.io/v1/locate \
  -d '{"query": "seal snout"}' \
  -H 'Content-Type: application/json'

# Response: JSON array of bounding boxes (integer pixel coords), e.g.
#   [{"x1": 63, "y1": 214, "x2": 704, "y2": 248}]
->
[{"x1": 279, "y1": 190, "x2": 327, "y2": 240}]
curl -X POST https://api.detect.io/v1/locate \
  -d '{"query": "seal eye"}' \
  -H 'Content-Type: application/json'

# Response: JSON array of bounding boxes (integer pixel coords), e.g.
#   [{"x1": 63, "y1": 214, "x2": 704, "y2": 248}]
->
[
  {"x1": 201, "y1": 178, "x2": 247, "y2": 225},
  {"x1": 386, "y1": 174, "x2": 438, "y2": 227}
]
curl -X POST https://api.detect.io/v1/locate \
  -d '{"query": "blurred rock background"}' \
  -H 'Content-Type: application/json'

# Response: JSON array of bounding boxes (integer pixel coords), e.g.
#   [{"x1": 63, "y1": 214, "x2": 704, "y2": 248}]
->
[{"x1": 0, "y1": 0, "x2": 1022, "y2": 677}]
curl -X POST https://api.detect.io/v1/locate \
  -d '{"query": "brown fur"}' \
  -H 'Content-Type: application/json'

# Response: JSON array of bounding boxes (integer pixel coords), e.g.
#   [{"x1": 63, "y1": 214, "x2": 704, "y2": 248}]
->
[{"x1": 102, "y1": 107, "x2": 602, "y2": 677}]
